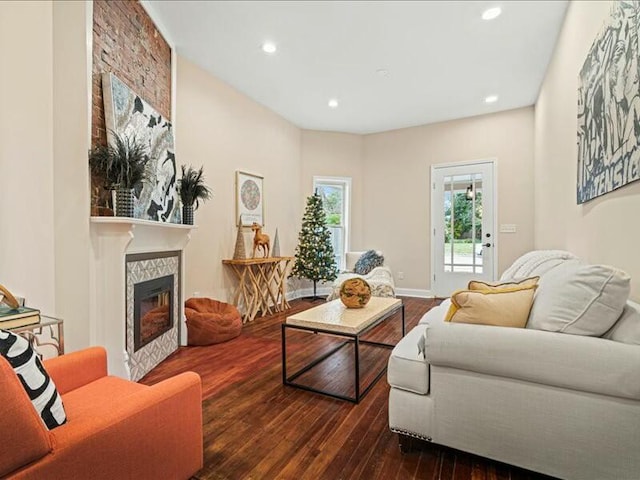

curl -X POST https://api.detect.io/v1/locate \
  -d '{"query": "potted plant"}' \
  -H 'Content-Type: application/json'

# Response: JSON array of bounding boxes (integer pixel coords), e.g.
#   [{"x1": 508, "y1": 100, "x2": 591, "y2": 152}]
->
[
  {"x1": 177, "y1": 165, "x2": 212, "y2": 225},
  {"x1": 89, "y1": 132, "x2": 149, "y2": 217}
]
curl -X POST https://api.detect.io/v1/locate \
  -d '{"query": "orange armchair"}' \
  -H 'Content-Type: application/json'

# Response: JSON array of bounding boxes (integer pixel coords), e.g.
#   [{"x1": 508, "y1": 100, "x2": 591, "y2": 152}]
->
[{"x1": 1, "y1": 347, "x2": 203, "y2": 479}]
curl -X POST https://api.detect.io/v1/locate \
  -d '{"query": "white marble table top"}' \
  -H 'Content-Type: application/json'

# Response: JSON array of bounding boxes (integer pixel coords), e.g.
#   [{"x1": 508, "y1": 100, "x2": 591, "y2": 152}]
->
[{"x1": 286, "y1": 297, "x2": 402, "y2": 335}]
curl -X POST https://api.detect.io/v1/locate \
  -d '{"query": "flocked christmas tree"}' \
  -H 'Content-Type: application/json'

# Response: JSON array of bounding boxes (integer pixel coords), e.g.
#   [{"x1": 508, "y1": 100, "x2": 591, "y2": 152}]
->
[{"x1": 290, "y1": 193, "x2": 338, "y2": 299}]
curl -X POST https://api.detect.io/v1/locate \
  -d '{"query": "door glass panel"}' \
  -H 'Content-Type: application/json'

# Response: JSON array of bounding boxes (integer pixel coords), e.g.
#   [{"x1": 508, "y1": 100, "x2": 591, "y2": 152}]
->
[{"x1": 443, "y1": 173, "x2": 484, "y2": 274}]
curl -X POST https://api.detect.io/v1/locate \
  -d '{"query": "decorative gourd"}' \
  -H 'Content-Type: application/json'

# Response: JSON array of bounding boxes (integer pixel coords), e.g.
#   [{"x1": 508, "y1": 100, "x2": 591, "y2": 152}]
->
[{"x1": 339, "y1": 278, "x2": 372, "y2": 309}]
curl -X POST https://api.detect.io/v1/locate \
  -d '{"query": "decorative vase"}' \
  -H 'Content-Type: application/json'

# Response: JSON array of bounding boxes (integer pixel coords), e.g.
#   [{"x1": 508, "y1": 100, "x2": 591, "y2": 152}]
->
[
  {"x1": 339, "y1": 278, "x2": 372, "y2": 308},
  {"x1": 115, "y1": 187, "x2": 134, "y2": 217},
  {"x1": 182, "y1": 204, "x2": 194, "y2": 225}
]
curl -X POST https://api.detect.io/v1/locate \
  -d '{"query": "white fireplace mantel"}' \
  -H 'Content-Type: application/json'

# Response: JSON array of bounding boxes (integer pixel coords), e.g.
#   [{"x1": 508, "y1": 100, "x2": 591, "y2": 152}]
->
[{"x1": 89, "y1": 217, "x2": 196, "y2": 379}]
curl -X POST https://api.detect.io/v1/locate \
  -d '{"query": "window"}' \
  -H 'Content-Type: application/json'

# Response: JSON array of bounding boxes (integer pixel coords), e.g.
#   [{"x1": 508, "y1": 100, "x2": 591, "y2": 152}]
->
[{"x1": 313, "y1": 176, "x2": 351, "y2": 271}]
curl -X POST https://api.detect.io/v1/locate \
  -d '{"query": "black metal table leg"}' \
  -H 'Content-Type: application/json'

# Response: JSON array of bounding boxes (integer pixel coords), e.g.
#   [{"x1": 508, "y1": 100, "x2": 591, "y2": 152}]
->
[
  {"x1": 281, "y1": 301, "x2": 404, "y2": 403},
  {"x1": 355, "y1": 335, "x2": 361, "y2": 403},
  {"x1": 281, "y1": 323, "x2": 287, "y2": 384}
]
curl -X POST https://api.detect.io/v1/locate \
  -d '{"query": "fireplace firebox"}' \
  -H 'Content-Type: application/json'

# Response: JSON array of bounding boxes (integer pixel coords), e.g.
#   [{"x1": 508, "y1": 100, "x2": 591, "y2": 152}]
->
[{"x1": 133, "y1": 275, "x2": 174, "y2": 352}]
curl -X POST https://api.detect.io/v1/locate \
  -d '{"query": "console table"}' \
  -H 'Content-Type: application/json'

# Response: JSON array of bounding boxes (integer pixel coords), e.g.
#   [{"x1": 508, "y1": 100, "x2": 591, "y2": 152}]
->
[
  {"x1": 222, "y1": 257, "x2": 294, "y2": 323},
  {"x1": 8, "y1": 315, "x2": 65, "y2": 358}
]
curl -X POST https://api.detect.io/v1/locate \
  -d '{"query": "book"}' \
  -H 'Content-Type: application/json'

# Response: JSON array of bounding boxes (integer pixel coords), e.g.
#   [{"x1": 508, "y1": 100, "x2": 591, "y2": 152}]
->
[
  {"x1": 0, "y1": 314, "x2": 41, "y2": 330},
  {"x1": 0, "y1": 305, "x2": 40, "y2": 322}
]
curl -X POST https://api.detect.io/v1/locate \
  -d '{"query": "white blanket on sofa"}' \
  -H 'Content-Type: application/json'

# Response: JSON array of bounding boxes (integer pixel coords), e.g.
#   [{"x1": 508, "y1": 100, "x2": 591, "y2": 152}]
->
[{"x1": 326, "y1": 266, "x2": 396, "y2": 301}]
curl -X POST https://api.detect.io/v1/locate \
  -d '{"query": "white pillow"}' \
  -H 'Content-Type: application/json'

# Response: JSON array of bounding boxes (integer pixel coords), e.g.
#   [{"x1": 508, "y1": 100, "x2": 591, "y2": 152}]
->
[{"x1": 527, "y1": 263, "x2": 630, "y2": 336}]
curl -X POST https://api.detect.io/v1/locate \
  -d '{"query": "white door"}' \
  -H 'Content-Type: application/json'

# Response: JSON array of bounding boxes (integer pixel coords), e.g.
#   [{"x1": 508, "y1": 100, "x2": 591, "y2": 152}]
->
[{"x1": 431, "y1": 160, "x2": 496, "y2": 297}]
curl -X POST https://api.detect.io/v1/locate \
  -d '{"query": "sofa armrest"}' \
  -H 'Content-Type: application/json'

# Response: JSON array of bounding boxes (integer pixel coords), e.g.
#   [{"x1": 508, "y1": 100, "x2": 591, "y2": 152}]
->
[
  {"x1": 17, "y1": 372, "x2": 203, "y2": 479},
  {"x1": 426, "y1": 322, "x2": 640, "y2": 400},
  {"x1": 0, "y1": 357, "x2": 52, "y2": 478},
  {"x1": 43, "y1": 347, "x2": 107, "y2": 395}
]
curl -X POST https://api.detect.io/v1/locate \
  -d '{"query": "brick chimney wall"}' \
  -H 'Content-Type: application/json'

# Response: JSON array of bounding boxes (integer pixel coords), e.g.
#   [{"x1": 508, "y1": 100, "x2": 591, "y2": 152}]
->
[{"x1": 91, "y1": 0, "x2": 171, "y2": 149}]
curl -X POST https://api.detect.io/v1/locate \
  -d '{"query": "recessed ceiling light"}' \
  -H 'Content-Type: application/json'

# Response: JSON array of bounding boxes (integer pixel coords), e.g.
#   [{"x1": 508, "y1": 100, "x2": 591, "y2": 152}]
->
[
  {"x1": 376, "y1": 68, "x2": 389, "y2": 77},
  {"x1": 261, "y1": 42, "x2": 277, "y2": 54},
  {"x1": 485, "y1": 95, "x2": 499, "y2": 104},
  {"x1": 482, "y1": 7, "x2": 502, "y2": 20},
  {"x1": 328, "y1": 99, "x2": 339, "y2": 109}
]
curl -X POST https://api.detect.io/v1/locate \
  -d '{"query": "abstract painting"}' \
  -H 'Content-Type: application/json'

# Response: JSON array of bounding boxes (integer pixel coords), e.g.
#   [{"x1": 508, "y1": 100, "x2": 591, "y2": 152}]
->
[
  {"x1": 103, "y1": 73, "x2": 179, "y2": 222},
  {"x1": 577, "y1": 1, "x2": 640, "y2": 204}
]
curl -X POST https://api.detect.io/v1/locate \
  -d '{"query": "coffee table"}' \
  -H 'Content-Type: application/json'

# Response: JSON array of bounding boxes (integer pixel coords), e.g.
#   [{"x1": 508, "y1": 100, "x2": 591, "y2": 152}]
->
[{"x1": 282, "y1": 297, "x2": 404, "y2": 403}]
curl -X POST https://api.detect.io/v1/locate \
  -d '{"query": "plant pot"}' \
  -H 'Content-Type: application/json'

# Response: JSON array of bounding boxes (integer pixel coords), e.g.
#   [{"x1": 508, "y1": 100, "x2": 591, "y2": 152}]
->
[
  {"x1": 115, "y1": 187, "x2": 134, "y2": 217},
  {"x1": 182, "y1": 204, "x2": 194, "y2": 225}
]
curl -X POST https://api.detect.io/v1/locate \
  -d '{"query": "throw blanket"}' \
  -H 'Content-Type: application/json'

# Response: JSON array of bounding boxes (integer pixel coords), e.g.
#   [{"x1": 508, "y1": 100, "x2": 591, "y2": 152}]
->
[
  {"x1": 327, "y1": 266, "x2": 396, "y2": 301},
  {"x1": 500, "y1": 250, "x2": 579, "y2": 281}
]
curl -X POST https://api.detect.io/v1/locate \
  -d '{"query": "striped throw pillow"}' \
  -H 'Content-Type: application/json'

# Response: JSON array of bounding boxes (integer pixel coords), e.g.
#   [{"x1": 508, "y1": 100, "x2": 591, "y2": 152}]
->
[{"x1": 0, "y1": 329, "x2": 67, "y2": 429}]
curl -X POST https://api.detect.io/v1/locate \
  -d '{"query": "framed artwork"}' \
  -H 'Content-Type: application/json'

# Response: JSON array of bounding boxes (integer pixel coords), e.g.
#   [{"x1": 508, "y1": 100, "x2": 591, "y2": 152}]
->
[
  {"x1": 577, "y1": 1, "x2": 640, "y2": 204},
  {"x1": 103, "y1": 73, "x2": 179, "y2": 222},
  {"x1": 236, "y1": 171, "x2": 264, "y2": 227}
]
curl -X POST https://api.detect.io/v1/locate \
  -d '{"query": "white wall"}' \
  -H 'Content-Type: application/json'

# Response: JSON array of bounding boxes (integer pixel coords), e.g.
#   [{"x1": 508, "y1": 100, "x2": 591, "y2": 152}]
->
[
  {"x1": 0, "y1": 1, "x2": 92, "y2": 352},
  {"x1": 52, "y1": 0, "x2": 92, "y2": 352},
  {"x1": 363, "y1": 108, "x2": 535, "y2": 294},
  {"x1": 0, "y1": 1, "x2": 55, "y2": 312},
  {"x1": 535, "y1": 1, "x2": 640, "y2": 301},
  {"x1": 175, "y1": 56, "x2": 302, "y2": 302},
  {"x1": 301, "y1": 130, "x2": 364, "y2": 250}
]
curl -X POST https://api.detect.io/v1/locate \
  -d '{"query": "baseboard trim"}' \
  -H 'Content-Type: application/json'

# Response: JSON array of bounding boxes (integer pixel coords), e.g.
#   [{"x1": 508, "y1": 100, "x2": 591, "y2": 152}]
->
[
  {"x1": 395, "y1": 288, "x2": 434, "y2": 298},
  {"x1": 287, "y1": 287, "x2": 433, "y2": 300},
  {"x1": 286, "y1": 287, "x2": 332, "y2": 301}
]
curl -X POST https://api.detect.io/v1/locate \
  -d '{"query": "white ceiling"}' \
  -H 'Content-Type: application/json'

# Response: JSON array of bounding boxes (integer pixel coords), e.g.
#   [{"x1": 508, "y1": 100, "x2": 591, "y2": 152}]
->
[{"x1": 144, "y1": 1, "x2": 568, "y2": 134}]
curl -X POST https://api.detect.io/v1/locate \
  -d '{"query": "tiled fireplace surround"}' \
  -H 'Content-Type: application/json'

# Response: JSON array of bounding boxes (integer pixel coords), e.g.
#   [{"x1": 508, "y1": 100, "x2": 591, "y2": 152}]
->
[{"x1": 89, "y1": 218, "x2": 195, "y2": 380}]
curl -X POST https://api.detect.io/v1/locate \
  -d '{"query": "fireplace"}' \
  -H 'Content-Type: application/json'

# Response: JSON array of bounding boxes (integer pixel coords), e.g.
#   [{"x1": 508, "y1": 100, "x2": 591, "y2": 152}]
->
[
  {"x1": 125, "y1": 250, "x2": 181, "y2": 381},
  {"x1": 90, "y1": 218, "x2": 193, "y2": 381},
  {"x1": 133, "y1": 275, "x2": 174, "y2": 352}
]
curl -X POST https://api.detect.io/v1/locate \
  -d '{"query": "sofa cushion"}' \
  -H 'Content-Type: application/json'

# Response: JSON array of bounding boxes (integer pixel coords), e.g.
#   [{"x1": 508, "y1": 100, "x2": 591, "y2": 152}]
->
[
  {"x1": 527, "y1": 263, "x2": 630, "y2": 336},
  {"x1": 444, "y1": 285, "x2": 537, "y2": 328},
  {"x1": 0, "y1": 329, "x2": 67, "y2": 430},
  {"x1": 56, "y1": 376, "x2": 147, "y2": 439},
  {"x1": 353, "y1": 250, "x2": 384, "y2": 275},
  {"x1": 602, "y1": 301, "x2": 640, "y2": 344},
  {"x1": 468, "y1": 276, "x2": 539, "y2": 291},
  {"x1": 388, "y1": 324, "x2": 430, "y2": 394}
]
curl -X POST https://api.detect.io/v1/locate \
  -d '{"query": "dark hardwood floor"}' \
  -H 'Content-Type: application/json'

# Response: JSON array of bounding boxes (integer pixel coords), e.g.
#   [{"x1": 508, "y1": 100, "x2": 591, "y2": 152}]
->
[{"x1": 141, "y1": 297, "x2": 551, "y2": 480}]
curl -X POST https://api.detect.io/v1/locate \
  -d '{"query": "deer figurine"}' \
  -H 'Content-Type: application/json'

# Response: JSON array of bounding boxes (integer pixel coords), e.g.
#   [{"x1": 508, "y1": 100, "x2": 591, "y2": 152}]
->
[{"x1": 251, "y1": 222, "x2": 271, "y2": 258}]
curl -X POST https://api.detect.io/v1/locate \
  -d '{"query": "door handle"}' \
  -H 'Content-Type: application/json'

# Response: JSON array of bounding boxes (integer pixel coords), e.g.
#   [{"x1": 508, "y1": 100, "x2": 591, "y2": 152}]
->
[{"x1": 483, "y1": 243, "x2": 492, "y2": 247}]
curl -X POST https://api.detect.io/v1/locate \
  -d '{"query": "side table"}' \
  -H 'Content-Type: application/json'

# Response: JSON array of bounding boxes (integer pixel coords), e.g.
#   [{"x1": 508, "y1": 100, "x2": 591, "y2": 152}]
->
[
  {"x1": 6, "y1": 315, "x2": 64, "y2": 358},
  {"x1": 222, "y1": 257, "x2": 294, "y2": 322}
]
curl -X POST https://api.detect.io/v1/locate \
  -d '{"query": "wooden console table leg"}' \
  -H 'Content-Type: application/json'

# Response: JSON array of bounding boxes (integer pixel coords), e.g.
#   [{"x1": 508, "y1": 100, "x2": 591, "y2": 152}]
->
[
  {"x1": 248, "y1": 264, "x2": 273, "y2": 318},
  {"x1": 222, "y1": 257, "x2": 295, "y2": 322}
]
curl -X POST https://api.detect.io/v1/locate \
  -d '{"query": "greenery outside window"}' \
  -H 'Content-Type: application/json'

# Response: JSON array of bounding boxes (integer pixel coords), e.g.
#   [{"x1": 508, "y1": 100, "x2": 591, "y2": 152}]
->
[{"x1": 313, "y1": 176, "x2": 351, "y2": 271}]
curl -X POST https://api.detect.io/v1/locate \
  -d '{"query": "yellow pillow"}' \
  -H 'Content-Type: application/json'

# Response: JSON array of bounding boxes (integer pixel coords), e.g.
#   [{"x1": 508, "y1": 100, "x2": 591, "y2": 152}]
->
[
  {"x1": 468, "y1": 276, "x2": 539, "y2": 292},
  {"x1": 444, "y1": 284, "x2": 537, "y2": 328}
]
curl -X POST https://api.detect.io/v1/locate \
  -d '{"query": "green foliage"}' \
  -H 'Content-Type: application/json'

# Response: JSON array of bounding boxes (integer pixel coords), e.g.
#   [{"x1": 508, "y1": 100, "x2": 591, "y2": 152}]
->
[
  {"x1": 325, "y1": 213, "x2": 341, "y2": 225},
  {"x1": 88, "y1": 132, "x2": 149, "y2": 189},
  {"x1": 177, "y1": 165, "x2": 212, "y2": 209},
  {"x1": 318, "y1": 188, "x2": 342, "y2": 225},
  {"x1": 444, "y1": 192, "x2": 483, "y2": 242},
  {"x1": 290, "y1": 193, "x2": 339, "y2": 283}
]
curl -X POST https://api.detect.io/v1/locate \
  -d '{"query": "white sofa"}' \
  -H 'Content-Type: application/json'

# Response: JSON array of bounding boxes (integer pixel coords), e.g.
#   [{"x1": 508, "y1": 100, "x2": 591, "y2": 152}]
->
[
  {"x1": 326, "y1": 251, "x2": 395, "y2": 301},
  {"x1": 387, "y1": 251, "x2": 640, "y2": 480}
]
